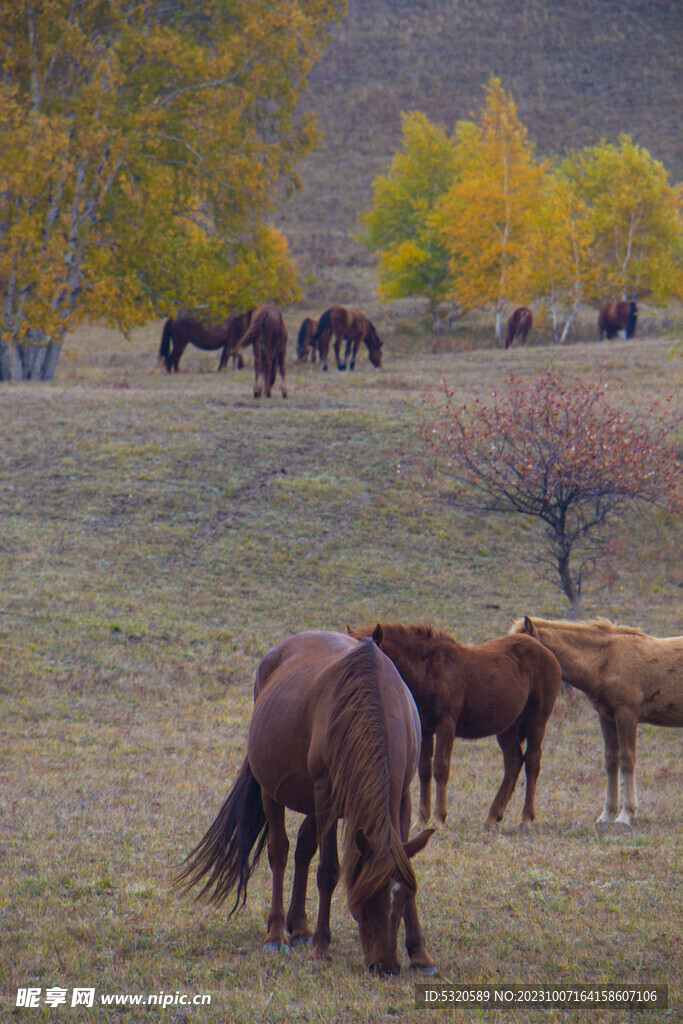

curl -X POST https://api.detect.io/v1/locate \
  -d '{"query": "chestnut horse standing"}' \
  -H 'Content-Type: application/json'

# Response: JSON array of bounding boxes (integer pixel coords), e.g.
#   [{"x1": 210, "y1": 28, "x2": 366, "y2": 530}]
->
[
  {"x1": 295, "y1": 317, "x2": 319, "y2": 363},
  {"x1": 176, "y1": 631, "x2": 435, "y2": 975},
  {"x1": 313, "y1": 306, "x2": 383, "y2": 371},
  {"x1": 349, "y1": 622, "x2": 561, "y2": 828},
  {"x1": 598, "y1": 301, "x2": 638, "y2": 340},
  {"x1": 237, "y1": 304, "x2": 288, "y2": 398},
  {"x1": 510, "y1": 616, "x2": 683, "y2": 824},
  {"x1": 505, "y1": 307, "x2": 533, "y2": 349}
]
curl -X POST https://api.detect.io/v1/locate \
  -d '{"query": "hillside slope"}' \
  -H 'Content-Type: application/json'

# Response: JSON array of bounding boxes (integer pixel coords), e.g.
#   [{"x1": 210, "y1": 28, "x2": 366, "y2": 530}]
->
[{"x1": 279, "y1": 0, "x2": 682, "y2": 306}]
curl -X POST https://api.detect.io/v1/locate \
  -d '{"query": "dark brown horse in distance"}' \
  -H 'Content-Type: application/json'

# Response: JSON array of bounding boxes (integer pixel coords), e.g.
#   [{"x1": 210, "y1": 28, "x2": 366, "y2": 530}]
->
[
  {"x1": 159, "y1": 311, "x2": 253, "y2": 372},
  {"x1": 238, "y1": 304, "x2": 288, "y2": 398},
  {"x1": 598, "y1": 300, "x2": 638, "y2": 340},
  {"x1": 510, "y1": 616, "x2": 683, "y2": 825},
  {"x1": 176, "y1": 630, "x2": 435, "y2": 974},
  {"x1": 295, "y1": 317, "x2": 319, "y2": 363},
  {"x1": 505, "y1": 307, "x2": 533, "y2": 349},
  {"x1": 348, "y1": 622, "x2": 561, "y2": 828},
  {"x1": 313, "y1": 306, "x2": 383, "y2": 371}
]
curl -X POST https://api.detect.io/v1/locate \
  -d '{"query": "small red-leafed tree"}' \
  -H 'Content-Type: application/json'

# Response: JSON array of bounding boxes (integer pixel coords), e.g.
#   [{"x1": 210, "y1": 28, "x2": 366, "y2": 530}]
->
[{"x1": 422, "y1": 370, "x2": 682, "y2": 616}]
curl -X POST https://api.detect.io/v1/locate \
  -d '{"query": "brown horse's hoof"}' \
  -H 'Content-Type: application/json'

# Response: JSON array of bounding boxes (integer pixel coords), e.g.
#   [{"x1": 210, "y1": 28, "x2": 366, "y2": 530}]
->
[
  {"x1": 411, "y1": 963, "x2": 438, "y2": 976},
  {"x1": 290, "y1": 935, "x2": 313, "y2": 949},
  {"x1": 264, "y1": 941, "x2": 290, "y2": 954}
]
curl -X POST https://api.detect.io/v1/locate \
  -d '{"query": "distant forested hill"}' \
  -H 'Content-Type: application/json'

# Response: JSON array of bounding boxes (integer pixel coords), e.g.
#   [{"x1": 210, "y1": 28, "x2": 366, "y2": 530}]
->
[{"x1": 279, "y1": 0, "x2": 682, "y2": 305}]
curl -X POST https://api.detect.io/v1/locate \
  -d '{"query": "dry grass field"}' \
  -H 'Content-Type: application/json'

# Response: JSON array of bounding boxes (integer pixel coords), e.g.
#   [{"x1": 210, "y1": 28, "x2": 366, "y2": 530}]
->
[{"x1": 1, "y1": 320, "x2": 681, "y2": 1023}]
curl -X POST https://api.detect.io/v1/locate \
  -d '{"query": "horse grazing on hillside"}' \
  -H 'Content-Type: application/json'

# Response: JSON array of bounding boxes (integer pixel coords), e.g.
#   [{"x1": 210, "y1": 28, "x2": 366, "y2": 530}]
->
[
  {"x1": 505, "y1": 307, "x2": 533, "y2": 349},
  {"x1": 313, "y1": 306, "x2": 383, "y2": 371},
  {"x1": 348, "y1": 622, "x2": 561, "y2": 828},
  {"x1": 217, "y1": 308, "x2": 255, "y2": 370},
  {"x1": 159, "y1": 311, "x2": 254, "y2": 373},
  {"x1": 176, "y1": 630, "x2": 435, "y2": 975},
  {"x1": 295, "y1": 317, "x2": 319, "y2": 363},
  {"x1": 510, "y1": 616, "x2": 683, "y2": 825},
  {"x1": 598, "y1": 301, "x2": 638, "y2": 340},
  {"x1": 237, "y1": 304, "x2": 288, "y2": 398}
]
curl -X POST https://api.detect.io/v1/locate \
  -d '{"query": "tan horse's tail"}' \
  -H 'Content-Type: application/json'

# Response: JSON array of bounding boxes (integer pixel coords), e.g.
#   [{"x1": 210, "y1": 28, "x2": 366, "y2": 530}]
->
[{"x1": 174, "y1": 756, "x2": 268, "y2": 916}]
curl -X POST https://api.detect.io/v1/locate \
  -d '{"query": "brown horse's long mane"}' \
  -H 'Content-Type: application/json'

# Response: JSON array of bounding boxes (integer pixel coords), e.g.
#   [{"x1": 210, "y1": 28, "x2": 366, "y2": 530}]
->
[
  {"x1": 322, "y1": 641, "x2": 415, "y2": 915},
  {"x1": 353, "y1": 620, "x2": 462, "y2": 655}
]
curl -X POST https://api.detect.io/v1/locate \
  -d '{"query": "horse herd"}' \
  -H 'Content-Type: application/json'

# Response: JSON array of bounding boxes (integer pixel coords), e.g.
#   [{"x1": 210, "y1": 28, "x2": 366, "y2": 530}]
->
[
  {"x1": 158, "y1": 299, "x2": 639, "y2": 390},
  {"x1": 177, "y1": 615, "x2": 681, "y2": 976},
  {"x1": 158, "y1": 303, "x2": 383, "y2": 397}
]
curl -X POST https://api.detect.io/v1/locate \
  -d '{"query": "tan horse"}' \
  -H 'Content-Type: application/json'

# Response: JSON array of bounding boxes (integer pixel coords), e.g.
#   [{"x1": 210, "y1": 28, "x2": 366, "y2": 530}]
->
[
  {"x1": 348, "y1": 622, "x2": 561, "y2": 828},
  {"x1": 237, "y1": 304, "x2": 288, "y2": 398},
  {"x1": 312, "y1": 306, "x2": 383, "y2": 372},
  {"x1": 177, "y1": 630, "x2": 435, "y2": 975},
  {"x1": 510, "y1": 616, "x2": 683, "y2": 824}
]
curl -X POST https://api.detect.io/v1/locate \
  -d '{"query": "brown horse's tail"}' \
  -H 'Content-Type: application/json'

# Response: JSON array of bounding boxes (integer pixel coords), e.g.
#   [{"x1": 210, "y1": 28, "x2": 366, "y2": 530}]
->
[
  {"x1": 174, "y1": 756, "x2": 268, "y2": 916},
  {"x1": 159, "y1": 319, "x2": 173, "y2": 370}
]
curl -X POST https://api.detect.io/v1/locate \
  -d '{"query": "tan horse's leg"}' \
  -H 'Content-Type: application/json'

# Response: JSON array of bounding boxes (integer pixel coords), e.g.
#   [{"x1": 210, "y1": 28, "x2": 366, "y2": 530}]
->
[
  {"x1": 418, "y1": 731, "x2": 434, "y2": 824},
  {"x1": 597, "y1": 714, "x2": 619, "y2": 823},
  {"x1": 399, "y1": 789, "x2": 436, "y2": 974},
  {"x1": 485, "y1": 723, "x2": 525, "y2": 828},
  {"x1": 312, "y1": 821, "x2": 339, "y2": 960},
  {"x1": 286, "y1": 814, "x2": 317, "y2": 945},
  {"x1": 262, "y1": 793, "x2": 290, "y2": 951},
  {"x1": 614, "y1": 707, "x2": 639, "y2": 825},
  {"x1": 432, "y1": 715, "x2": 455, "y2": 825}
]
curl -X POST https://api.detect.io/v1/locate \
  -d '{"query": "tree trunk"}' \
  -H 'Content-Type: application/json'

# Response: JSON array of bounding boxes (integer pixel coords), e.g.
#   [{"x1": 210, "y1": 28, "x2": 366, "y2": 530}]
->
[{"x1": 0, "y1": 338, "x2": 63, "y2": 381}]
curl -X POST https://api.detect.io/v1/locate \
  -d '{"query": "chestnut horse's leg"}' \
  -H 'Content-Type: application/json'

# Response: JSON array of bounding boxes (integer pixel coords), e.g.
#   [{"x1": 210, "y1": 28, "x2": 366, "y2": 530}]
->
[
  {"x1": 485, "y1": 722, "x2": 525, "y2": 828},
  {"x1": 334, "y1": 331, "x2": 345, "y2": 371},
  {"x1": 252, "y1": 341, "x2": 263, "y2": 398},
  {"x1": 312, "y1": 820, "x2": 339, "y2": 960},
  {"x1": 286, "y1": 814, "x2": 317, "y2": 945},
  {"x1": 519, "y1": 715, "x2": 547, "y2": 827},
  {"x1": 432, "y1": 714, "x2": 456, "y2": 825},
  {"x1": 261, "y1": 792, "x2": 290, "y2": 951},
  {"x1": 172, "y1": 338, "x2": 186, "y2": 372},
  {"x1": 349, "y1": 337, "x2": 360, "y2": 370},
  {"x1": 596, "y1": 714, "x2": 619, "y2": 823},
  {"x1": 418, "y1": 731, "x2": 434, "y2": 825},
  {"x1": 277, "y1": 345, "x2": 287, "y2": 399},
  {"x1": 614, "y1": 706, "x2": 639, "y2": 825},
  {"x1": 319, "y1": 331, "x2": 331, "y2": 371},
  {"x1": 399, "y1": 789, "x2": 436, "y2": 973}
]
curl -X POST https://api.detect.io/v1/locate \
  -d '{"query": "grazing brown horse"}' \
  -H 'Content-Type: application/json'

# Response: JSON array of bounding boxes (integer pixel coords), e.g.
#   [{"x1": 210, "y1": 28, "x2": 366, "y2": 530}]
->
[
  {"x1": 598, "y1": 300, "x2": 638, "y2": 340},
  {"x1": 313, "y1": 306, "x2": 383, "y2": 371},
  {"x1": 510, "y1": 616, "x2": 683, "y2": 825},
  {"x1": 176, "y1": 630, "x2": 435, "y2": 975},
  {"x1": 217, "y1": 308, "x2": 255, "y2": 370},
  {"x1": 295, "y1": 317, "x2": 319, "y2": 363},
  {"x1": 159, "y1": 311, "x2": 254, "y2": 372},
  {"x1": 237, "y1": 304, "x2": 288, "y2": 398},
  {"x1": 505, "y1": 307, "x2": 533, "y2": 349},
  {"x1": 348, "y1": 622, "x2": 561, "y2": 828}
]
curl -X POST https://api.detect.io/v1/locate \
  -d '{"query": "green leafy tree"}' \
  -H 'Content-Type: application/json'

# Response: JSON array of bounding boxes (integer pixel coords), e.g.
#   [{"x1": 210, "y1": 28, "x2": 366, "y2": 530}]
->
[
  {"x1": 0, "y1": 0, "x2": 345, "y2": 380},
  {"x1": 361, "y1": 111, "x2": 457, "y2": 329},
  {"x1": 526, "y1": 173, "x2": 594, "y2": 343},
  {"x1": 561, "y1": 135, "x2": 683, "y2": 305}
]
